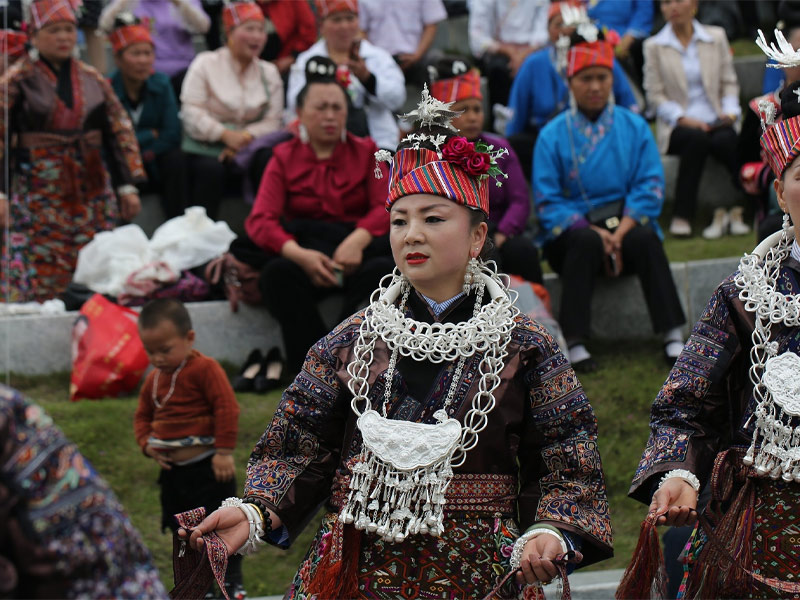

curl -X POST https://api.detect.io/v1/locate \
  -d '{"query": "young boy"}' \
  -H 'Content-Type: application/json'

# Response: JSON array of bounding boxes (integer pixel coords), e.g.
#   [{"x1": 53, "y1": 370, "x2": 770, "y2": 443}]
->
[{"x1": 134, "y1": 298, "x2": 245, "y2": 600}]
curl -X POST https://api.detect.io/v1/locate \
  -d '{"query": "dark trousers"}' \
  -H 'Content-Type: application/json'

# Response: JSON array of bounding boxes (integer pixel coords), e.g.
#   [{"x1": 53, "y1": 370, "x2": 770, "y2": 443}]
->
[
  {"x1": 482, "y1": 52, "x2": 513, "y2": 130},
  {"x1": 486, "y1": 225, "x2": 543, "y2": 284},
  {"x1": 507, "y1": 128, "x2": 538, "y2": 183},
  {"x1": 544, "y1": 225, "x2": 685, "y2": 346},
  {"x1": 667, "y1": 125, "x2": 739, "y2": 220},
  {"x1": 259, "y1": 222, "x2": 394, "y2": 373},
  {"x1": 158, "y1": 456, "x2": 243, "y2": 585},
  {"x1": 185, "y1": 152, "x2": 271, "y2": 219},
  {"x1": 139, "y1": 147, "x2": 187, "y2": 219}
]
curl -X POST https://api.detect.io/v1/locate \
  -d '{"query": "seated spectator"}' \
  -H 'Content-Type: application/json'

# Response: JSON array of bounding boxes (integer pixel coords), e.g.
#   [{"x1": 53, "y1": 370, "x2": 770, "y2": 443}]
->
[
  {"x1": 256, "y1": 0, "x2": 318, "y2": 79},
  {"x1": 429, "y1": 58, "x2": 542, "y2": 285},
  {"x1": 100, "y1": 0, "x2": 211, "y2": 101},
  {"x1": 358, "y1": 0, "x2": 447, "y2": 87},
  {"x1": 107, "y1": 14, "x2": 184, "y2": 219},
  {"x1": 533, "y1": 26, "x2": 686, "y2": 372},
  {"x1": 287, "y1": 0, "x2": 406, "y2": 151},
  {"x1": 245, "y1": 76, "x2": 393, "y2": 373},
  {"x1": 644, "y1": 0, "x2": 746, "y2": 239},
  {"x1": 507, "y1": 1, "x2": 639, "y2": 180},
  {"x1": 180, "y1": 0, "x2": 283, "y2": 220},
  {"x1": 0, "y1": 3, "x2": 27, "y2": 76},
  {"x1": 587, "y1": 0, "x2": 654, "y2": 88},
  {"x1": 468, "y1": 0, "x2": 549, "y2": 130},
  {"x1": 740, "y1": 23, "x2": 800, "y2": 241}
]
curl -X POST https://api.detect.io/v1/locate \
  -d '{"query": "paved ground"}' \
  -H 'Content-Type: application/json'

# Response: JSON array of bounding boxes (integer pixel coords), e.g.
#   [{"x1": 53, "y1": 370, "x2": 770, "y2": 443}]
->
[{"x1": 251, "y1": 568, "x2": 624, "y2": 600}]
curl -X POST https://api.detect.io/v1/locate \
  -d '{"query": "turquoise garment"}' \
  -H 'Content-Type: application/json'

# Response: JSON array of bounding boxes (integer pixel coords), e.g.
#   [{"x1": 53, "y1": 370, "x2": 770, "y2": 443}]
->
[
  {"x1": 109, "y1": 70, "x2": 181, "y2": 178},
  {"x1": 533, "y1": 104, "x2": 665, "y2": 245}
]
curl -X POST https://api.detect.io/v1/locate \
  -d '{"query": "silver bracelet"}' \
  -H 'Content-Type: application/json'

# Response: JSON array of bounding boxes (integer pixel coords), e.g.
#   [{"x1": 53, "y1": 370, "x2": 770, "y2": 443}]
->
[
  {"x1": 658, "y1": 469, "x2": 700, "y2": 493},
  {"x1": 510, "y1": 527, "x2": 568, "y2": 571},
  {"x1": 220, "y1": 497, "x2": 266, "y2": 555},
  {"x1": 116, "y1": 184, "x2": 138, "y2": 196}
]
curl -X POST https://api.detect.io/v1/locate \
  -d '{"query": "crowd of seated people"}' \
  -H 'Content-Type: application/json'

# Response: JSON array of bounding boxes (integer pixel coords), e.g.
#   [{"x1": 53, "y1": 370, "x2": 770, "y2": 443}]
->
[{"x1": 0, "y1": 0, "x2": 790, "y2": 378}]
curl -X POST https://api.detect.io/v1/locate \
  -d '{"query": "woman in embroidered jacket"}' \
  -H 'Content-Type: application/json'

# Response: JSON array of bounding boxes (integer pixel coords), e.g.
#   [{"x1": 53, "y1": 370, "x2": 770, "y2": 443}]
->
[
  {"x1": 533, "y1": 24, "x2": 686, "y2": 373},
  {"x1": 182, "y1": 87, "x2": 612, "y2": 598},
  {"x1": 0, "y1": 0, "x2": 145, "y2": 303},
  {"x1": 625, "y1": 68, "x2": 800, "y2": 598}
]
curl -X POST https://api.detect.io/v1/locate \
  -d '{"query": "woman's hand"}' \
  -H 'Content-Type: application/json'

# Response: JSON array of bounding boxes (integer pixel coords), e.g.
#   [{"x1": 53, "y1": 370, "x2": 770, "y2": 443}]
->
[
  {"x1": 180, "y1": 506, "x2": 250, "y2": 556},
  {"x1": 0, "y1": 194, "x2": 8, "y2": 227},
  {"x1": 515, "y1": 534, "x2": 563, "y2": 586},
  {"x1": 347, "y1": 53, "x2": 371, "y2": 83},
  {"x1": 120, "y1": 193, "x2": 141, "y2": 221},
  {"x1": 295, "y1": 248, "x2": 340, "y2": 287},
  {"x1": 677, "y1": 117, "x2": 710, "y2": 132},
  {"x1": 649, "y1": 477, "x2": 698, "y2": 527},
  {"x1": 332, "y1": 228, "x2": 371, "y2": 275},
  {"x1": 221, "y1": 129, "x2": 254, "y2": 153},
  {"x1": 589, "y1": 225, "x2": 615, "y2": 255}
]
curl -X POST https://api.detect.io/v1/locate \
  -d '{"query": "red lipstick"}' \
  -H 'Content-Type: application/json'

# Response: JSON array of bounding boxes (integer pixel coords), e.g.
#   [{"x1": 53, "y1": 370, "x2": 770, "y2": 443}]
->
[{"x1": 406, "y1": 252, "x2": 428, "y2": 265}]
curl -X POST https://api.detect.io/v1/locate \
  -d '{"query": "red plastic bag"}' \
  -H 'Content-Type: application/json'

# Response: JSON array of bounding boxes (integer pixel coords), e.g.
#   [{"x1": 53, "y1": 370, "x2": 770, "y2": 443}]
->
[{"x1": 69, "y1": 294, "x2": 149, "y2": 401}]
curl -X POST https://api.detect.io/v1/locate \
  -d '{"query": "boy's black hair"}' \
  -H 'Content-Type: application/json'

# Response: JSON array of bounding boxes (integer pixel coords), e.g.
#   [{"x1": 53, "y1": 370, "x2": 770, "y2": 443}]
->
[{"x1": 138, "y1": 298, "x2": 193, "y2": 335}]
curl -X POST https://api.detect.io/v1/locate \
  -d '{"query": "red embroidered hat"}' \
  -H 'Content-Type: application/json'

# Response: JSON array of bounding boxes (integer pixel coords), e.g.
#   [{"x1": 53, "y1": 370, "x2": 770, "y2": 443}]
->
[
  {"x1": 222, "y1": 1, "x2": 265, "y2": 33},
  {"x1": 109, "y1": 21, "x2": 153, "y2": 54},
  {"x1": 27, "y1": 0, "x2": 78, "y2": 30},
  {"x1": 429, "y1": 60, "x2": 482, "y2": 104},
  {"x1": 379, "y1": 86, "x2": 508, "y2": 217},
  {"x1": 315, "y1": 0, "x2": 358, "y2": 19},
  {"x1": 566, "y1": 40, "x2": 614, "y2": 77}
]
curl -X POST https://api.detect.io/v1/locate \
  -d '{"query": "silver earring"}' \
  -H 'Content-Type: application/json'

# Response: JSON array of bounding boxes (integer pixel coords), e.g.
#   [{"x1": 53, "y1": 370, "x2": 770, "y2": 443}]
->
[
  {"x1": 298, "y1": 123, "x2": 310, "y2": 144},
  {"x1": 28, "y1": 46, "x2": 39, "y2": 61},
  {"x1": 463, "y1": 256, "x2": 481, "y2": 295}
]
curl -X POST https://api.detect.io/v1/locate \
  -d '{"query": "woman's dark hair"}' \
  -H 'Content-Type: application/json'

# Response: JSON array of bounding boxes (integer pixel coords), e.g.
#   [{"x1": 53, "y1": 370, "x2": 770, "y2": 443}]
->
[
  {"x1": 295, "y1": 77, "x2": 348, "y2": 109},
  {"x1": 296, "y1": 57, "x2": 347, "y2": 109},
  {"x1": 426, "y1": 56, "x2": 476, "y2": 86}
]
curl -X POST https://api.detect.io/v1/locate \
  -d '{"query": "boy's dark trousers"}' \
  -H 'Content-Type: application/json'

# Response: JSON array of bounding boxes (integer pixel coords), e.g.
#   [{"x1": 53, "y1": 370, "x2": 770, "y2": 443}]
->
[{"x1": 159, "y1": 456, "x2": 243, "y2": 587}]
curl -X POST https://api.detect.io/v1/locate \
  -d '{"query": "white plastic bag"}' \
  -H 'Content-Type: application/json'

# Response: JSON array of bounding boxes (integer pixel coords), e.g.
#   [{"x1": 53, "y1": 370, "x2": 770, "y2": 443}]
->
[
  {"x1": 150, "y1": 206, "x2": 236, "y2": 272},
  {"x1": 73, "y1": 224, "x2": 152, "y2": 296}
]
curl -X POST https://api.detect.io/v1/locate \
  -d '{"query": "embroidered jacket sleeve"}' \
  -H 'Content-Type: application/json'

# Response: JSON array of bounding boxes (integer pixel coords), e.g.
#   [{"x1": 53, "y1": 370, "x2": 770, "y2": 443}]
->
[
  {"x1": 622, "y1": 114, "x2": 665, "y2": 227},
  {"x1": 243, "y1": 319, "x2": 355, "y2": 545},
  {"x1": 516, "y1": 317, "x2": 613, "y2": 566},
  {"x1": 93, "y1": 65, "x2": 147, "y2": 186},
  {"x1": 0, "y1": 60, "x2": 26, "y2": 195},
  {"x1": 628, "y1": 276, "x2": 741, "y2": 504}
]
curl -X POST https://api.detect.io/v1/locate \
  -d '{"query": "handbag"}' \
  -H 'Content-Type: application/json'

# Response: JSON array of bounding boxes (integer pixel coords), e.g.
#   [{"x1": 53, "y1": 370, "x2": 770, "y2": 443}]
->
[{"x1": 585, "y1": 199, "x2": 624, "y2": 232}]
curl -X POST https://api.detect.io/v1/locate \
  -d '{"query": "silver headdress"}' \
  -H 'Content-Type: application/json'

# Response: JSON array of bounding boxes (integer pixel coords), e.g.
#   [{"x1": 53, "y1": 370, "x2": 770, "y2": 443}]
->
[{"x1": 757, "y1": 29, "x2": 800, "y2": 69}]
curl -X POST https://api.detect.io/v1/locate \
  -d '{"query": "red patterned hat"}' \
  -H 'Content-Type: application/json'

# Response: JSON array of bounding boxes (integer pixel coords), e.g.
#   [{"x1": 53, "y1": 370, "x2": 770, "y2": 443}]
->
[
  {"x1": 430, "y1": 68, "x2": 482, "y2": 104},
  {"x1": 1, "y1": 30, "x2": 28, "y2": 61},
  {"x1": 379, "y1": 87, "x2": 508, "y2": 216},
  {"x1": 222, "y1": 1, "x2": 265, "y2": 33},
  {"x1": 315, "y1": 0, "x2": 358, "y2": 19},
  {"x1": 28, "y1": 0, "x2": 78, "y2": 30},
  {"x1": 109, "y1": 22, "x2": 153, "y2": 54},
  {"x1": 566, "y1": 40, "x2": 614, "y2": 77},
  {"x1": 761, "y1": 116, "x2": 800, "y2": 177}
]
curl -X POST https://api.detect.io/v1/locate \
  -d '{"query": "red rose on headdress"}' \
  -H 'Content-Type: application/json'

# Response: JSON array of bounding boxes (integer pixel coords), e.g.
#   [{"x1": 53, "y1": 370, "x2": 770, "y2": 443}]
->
[
  {"x1": 442, "y1": 136, "x2": 475, "y2": 162},
  {"x1": 604, "y1": 28, "x2": 621, "y2": 47},
  {"x1": 464, "y1": 152, "x2": 491, "y2": 176}
]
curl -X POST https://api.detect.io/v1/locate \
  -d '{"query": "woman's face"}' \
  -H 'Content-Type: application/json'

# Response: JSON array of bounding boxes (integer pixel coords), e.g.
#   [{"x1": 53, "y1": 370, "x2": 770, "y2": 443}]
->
[
  {"x1": 776, "y1": 158, "x2": 800, "y2": 244},
  {"x1": 297, "y1": 82, "x2": 348, "y2": 146},
  {"x1": 450, "y1": 98, "x2": 484, "y2": 142},
  {"x1": 33, "y1": 21, "x2": 77, "y2": 63},
  {"x1": 569, "y1": 65, "x2": 613, "y2": 116},
  {"x1": 389, "y1": 194, "x2": 487, "y2": 302},
  {"x1": 320, "y1": 11, "x2": 359, "y2": 53},
  {"x1": 228, "y1": 20, "x2": 267, "y2": 63},
  {"x1": 115, "y1": 42, "x2": 155, "y2": 83},
  {"x1": 660, "y1": 0, "x2": 696, "y2": 26}
]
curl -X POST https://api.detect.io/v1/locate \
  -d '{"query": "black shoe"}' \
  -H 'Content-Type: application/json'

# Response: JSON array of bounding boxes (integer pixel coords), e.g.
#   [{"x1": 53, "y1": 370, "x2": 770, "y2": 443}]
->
[
  {"x1": 572, "y1": 356, "x2": 598, "y2": 373},
  {"x1": 232, "y1": 349, "x2": 263, "y2": 392},
  {"x1": 254, "y1": 347, "x2": 284, "y2": 393}
]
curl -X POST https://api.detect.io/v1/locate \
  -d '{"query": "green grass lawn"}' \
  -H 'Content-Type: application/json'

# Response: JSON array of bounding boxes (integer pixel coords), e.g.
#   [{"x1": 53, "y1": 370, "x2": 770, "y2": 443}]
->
[{"x1": 8, "y1": 340, "x2": 669, "y2": 595}]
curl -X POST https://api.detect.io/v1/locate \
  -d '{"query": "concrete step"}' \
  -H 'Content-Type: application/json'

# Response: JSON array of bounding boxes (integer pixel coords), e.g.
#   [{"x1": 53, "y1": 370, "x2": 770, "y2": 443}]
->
[{"x1": 0, "y1": 257, "x2": 741, "y2": 375}]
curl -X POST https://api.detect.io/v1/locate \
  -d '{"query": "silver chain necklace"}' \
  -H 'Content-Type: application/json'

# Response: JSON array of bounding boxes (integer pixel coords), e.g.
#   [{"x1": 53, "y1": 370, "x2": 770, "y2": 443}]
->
[{"x1": 151, "y1": 358, "x2": 188, "y2": 409}]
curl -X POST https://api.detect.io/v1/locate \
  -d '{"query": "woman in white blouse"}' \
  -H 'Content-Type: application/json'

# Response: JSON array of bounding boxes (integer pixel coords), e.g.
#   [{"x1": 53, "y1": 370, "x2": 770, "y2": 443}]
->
[
  {"x1": 644, "y1": 0, "x2": 745, "y2": 238},
  {"x1": 180, "y1": 1, "x2": 283, "y2": 219},
  {"x1": 286, "y1": 0, "x2": 405, "y2": 151}
]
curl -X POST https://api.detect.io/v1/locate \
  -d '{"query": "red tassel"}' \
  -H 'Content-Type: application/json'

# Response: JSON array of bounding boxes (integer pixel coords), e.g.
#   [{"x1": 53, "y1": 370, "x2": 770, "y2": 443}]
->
[
  {"x1": 616, "y1": 513, "x2": 667, "y2": 599},
  {"x1": 306, "y1": 520, "x2": 361, "y2": 600}
]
